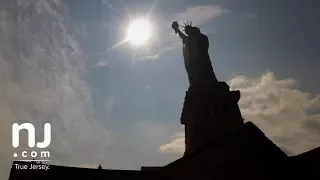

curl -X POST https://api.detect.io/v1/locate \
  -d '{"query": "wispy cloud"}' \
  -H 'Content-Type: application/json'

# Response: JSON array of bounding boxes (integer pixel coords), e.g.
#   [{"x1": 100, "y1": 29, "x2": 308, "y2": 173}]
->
[
  {"x1": 175, "y1": 5, "x2": 229, "y2": 26},
  {"x1": 94, "y1": 61, "x2": 108, "y2": 67},
  {"x1": 0, "y1": 1, "x2": 112, "y2": 179},
  {"x1": 137, "y1": 42, "x2": 181, "y2": 61},
  {"x1": 101, "y1": 0, "x2": 114, "y2": 9},
  {"x1": 160, "y1": 72, "x2": 320, "y2": 155},
  {"x1": 133, "y1": 38, "x2": 182, "y2": 62},
  {"x1": 139, "y1": 54, "x2": 160, "y2": 60}
]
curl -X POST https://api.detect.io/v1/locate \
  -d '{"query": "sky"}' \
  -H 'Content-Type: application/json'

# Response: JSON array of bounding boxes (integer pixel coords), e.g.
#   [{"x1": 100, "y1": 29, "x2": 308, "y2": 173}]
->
[{"x1": 1, "y1": 0, "x2": 320, "y2": 179}]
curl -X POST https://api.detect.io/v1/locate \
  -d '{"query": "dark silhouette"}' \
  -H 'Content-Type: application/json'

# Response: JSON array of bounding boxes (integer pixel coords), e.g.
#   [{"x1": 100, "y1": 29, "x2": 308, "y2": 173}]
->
[
  {"x1": 8, "y1": 21, "x2": 320, "y2": 180},
  {"x1": 172, "y1": 21, "x2": 243, "y2": 155},
  {"x1": 172, "y1": 21, "x2": 217, "y2": 87}
]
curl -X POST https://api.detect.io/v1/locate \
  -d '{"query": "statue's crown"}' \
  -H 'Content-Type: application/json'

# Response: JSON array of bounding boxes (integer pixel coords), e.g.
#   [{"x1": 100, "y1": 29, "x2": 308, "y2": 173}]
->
[
  {"x1": 183, "y1": 21, "x2": 193, "y2": 31},
  {"x1": 183, "y1": 21, "x2": 192, "y2": 29}
]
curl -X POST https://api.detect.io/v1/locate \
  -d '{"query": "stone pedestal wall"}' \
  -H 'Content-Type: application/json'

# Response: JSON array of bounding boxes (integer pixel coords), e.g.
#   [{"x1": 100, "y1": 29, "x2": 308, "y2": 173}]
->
[{"x1": 181, "y1": 82, "x2": 244, "y2": 155}]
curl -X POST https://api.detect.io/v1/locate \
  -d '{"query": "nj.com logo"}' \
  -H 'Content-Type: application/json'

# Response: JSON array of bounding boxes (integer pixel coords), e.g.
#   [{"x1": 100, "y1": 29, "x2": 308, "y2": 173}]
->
[{"x1": 12, "y1": 123, "x2": 51, "y2": 162}]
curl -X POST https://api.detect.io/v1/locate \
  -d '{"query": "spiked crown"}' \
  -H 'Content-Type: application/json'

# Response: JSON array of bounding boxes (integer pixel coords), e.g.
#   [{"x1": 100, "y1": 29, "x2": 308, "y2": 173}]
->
[{"x1": 183, "y1": 21, "x2": 193, "y2": 32}]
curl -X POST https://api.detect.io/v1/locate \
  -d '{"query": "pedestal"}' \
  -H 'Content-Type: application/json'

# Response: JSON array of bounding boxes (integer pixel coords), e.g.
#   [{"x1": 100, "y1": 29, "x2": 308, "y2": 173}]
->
[{"x1": 181, "y1": 82, "x2": 244, "y2": 155}]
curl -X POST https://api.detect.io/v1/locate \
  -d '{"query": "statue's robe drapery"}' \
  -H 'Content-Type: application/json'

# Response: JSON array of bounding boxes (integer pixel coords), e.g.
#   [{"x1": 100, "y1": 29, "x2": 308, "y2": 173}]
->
[{"x1": 183, "y1": 33, "x2": 218, "y2": 86}]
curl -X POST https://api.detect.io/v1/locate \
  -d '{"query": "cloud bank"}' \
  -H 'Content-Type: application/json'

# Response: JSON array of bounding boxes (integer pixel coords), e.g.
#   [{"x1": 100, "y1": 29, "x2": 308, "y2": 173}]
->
[{"x1": 160, "y1": 72, "x2": 320, "y2": 155}]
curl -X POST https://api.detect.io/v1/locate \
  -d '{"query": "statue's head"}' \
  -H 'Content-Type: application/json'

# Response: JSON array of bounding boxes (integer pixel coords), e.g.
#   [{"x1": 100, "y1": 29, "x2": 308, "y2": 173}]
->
[{"x1": 183, "y1": 21, "x2": 200, "y2": 36}]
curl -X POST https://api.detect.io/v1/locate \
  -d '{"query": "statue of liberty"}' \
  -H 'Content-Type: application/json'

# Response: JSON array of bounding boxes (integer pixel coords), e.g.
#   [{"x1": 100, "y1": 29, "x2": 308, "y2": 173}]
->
[{"x1": 172, "y1": 21, "x2": 218, "y2": 87}]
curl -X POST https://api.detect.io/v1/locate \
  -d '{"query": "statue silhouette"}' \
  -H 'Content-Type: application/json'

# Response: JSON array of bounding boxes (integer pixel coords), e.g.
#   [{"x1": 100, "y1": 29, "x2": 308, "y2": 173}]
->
[{"x1": 172, "y1": 21, "x2": 218, "y2": 87}]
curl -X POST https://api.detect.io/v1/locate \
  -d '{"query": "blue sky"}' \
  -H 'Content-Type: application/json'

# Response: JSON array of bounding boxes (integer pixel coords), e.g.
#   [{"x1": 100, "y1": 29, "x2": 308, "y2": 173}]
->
[
  {"x1": 1, "y1": 0, "x2": 320, "y2": 179},
  {"x1": 74, "y1": 0, "x2": 320, "y2": 164},
  {"x1": 72, "y1": 0, "x2": 320, "y2": 122}
]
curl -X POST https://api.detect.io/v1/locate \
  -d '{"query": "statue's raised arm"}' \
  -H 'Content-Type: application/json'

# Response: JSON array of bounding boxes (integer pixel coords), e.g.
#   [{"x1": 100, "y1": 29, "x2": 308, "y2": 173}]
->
[
  {"x1": 172, "y1": 21, "x2": 187, "y2": 41},
  {"x1": 172, "y1": 21, "x2": 218, "y2": 87}
]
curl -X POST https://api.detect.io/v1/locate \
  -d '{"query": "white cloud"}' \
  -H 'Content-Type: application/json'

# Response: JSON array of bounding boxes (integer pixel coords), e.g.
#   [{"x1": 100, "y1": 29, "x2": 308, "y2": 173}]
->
[
  {"x1": 95, "y1": 61, "x2": 108, "y2": 67},
  {"x1": 139, "y1": 54, "x2": 160, "y2": 60},
  {"x1": 137, "y1": 40, "x2": 181, "y2": 61},
  {"x1": 103, "y1": 96, "x2": 116, "y2": 119},
  {"x1": 102, "y1": 0, "x2": 114, "y2": 9},
  {"x1": 176, "y1": 5, "x2": 229, "y2": 26},
  {"x1": 101, "y1": 0, "x2": 110, "y2": 4},
  {"x1": 159, "y1": 132, "x2": 185, "y2": 154},
  {"x1": 160, "y1": 72, "x2": 320, "y2": 155}
]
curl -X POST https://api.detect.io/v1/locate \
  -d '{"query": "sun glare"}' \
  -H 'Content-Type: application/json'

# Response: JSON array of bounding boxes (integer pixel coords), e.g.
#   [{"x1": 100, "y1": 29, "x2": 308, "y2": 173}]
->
[{"x1": 127, "y1": 19, "x2": 151, "y2": 46}]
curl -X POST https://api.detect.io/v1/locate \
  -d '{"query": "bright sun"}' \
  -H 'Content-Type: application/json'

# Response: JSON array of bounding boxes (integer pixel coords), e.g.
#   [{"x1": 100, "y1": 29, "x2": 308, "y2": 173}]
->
[{"x1": 127, "y1": 19, "x2": 151, "y2": 46}]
